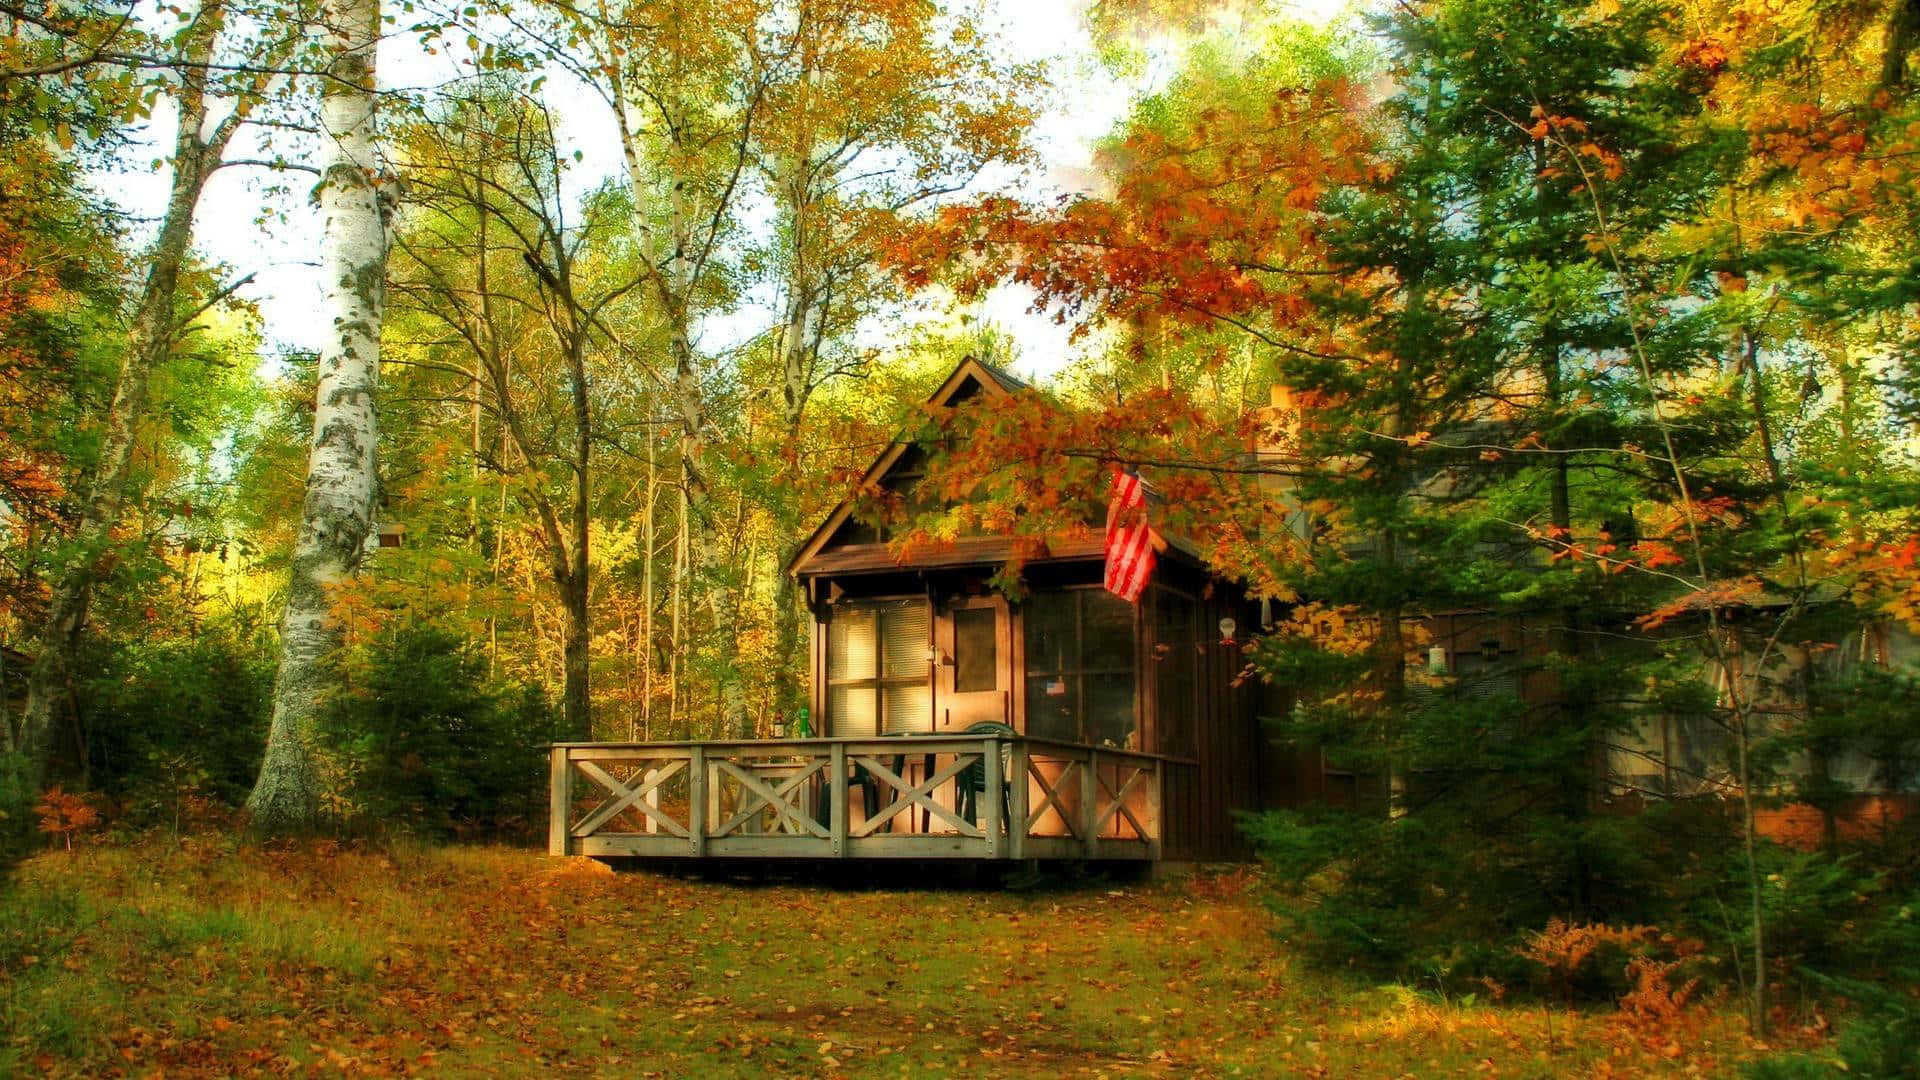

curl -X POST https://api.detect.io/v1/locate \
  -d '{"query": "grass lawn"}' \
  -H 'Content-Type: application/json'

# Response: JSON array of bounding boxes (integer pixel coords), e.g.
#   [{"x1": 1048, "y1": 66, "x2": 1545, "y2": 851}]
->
[{"x1": 0, "y1": 841, "x2": 1787, "y2": 1077}]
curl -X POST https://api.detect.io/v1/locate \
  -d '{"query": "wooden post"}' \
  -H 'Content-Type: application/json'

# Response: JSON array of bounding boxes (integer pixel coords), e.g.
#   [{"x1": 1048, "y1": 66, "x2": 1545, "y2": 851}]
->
[
  {"x1": 548, "y1": 747, "x2": 571, "y2": 856},
  {"x1": 688, "y1": 745, "x2": 707, "y2": 857},
  {"x1": 643, "y1": 767, "x2": 662, "y2": 835},
  {"x1": 1147, "y1": 759, "x2": 1164, "y2": 861},
  {"x1": 983, "y1": 736, "x2": 1004, "y2": 859},
  {"x1": 1082, "y1": 748, "x2": 1099, "y2": 859},
  {"x1": 1008, "y1": 741, "x2": 1030, "y2": 860},
  {"x1": 829, "y1": 741, "x2": 848, "y2": 857}
]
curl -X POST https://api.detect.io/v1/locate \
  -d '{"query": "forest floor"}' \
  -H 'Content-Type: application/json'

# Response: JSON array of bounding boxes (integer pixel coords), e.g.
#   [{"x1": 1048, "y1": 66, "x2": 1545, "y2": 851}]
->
[{"x1": 0, "y1": 840, "x2": 1795, "y2": 1077}]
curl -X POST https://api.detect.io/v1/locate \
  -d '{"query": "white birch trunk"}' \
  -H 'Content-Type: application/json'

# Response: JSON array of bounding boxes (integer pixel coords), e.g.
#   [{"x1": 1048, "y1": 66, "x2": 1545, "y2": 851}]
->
[{"x1": 245, "y1": 0, "x2": 389, "y2": 831}]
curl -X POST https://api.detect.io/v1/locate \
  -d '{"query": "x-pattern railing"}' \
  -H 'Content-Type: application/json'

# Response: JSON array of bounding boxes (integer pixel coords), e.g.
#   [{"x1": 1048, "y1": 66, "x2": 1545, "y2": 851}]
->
[{"x1": 550, "y1": 736, "x2": 1164, "y2": 861}]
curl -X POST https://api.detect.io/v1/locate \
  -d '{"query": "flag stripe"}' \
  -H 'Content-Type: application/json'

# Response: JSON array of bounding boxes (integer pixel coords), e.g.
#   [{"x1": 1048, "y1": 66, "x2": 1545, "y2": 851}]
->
[{"x1": 1104, "y1": 467, "x2": 1156, "y2": 603}]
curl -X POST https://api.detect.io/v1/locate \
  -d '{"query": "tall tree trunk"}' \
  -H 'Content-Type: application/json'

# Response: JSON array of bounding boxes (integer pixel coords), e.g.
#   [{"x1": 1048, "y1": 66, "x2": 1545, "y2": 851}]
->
[
  {"x1": 562, "y1": 325, "x2": 593, "y2": 739},
  {"x1": 771, "y1": 71, "x2": 818, "y2": 729},
  {"x1": 641, "y1": 420, "x2": 657, "y2": 740},
  {"x1": 670, "y1": 467, "x2": 689, "y2": 735},
  {"x1": 561, "y1": 569, "x2": 590, "y2": 740},
  {"x1": 17, "y1": 3, "x2": 233, "y2": 788},
  {"x1": 246, "y1": 0, "x2": 389, "y2": 832}
]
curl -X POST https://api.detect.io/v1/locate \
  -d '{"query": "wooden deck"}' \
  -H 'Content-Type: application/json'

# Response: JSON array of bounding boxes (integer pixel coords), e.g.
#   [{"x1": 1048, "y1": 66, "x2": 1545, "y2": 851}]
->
[{"x1": 549, "y1": 735, "x2": 1167, "y2": 861}]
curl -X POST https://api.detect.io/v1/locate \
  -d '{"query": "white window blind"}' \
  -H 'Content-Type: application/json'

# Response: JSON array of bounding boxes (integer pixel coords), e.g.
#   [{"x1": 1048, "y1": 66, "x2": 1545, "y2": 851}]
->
[{"x1": 827, "y1": 600, "x2": 930, "y2": 736}]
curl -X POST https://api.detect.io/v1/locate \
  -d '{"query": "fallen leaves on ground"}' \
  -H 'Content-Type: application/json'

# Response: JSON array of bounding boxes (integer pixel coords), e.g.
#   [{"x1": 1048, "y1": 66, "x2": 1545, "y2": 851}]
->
[{"x1": 0, "y1": 841, "x2": 1790, "y2": 1077}]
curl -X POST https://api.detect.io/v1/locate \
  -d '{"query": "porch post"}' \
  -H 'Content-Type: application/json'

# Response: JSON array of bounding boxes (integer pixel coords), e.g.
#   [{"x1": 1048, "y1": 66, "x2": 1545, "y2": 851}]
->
[
  {"x1": 1147, "y1": 759, "x2": 1164, "y2": 861},
  {"x1": 688, "y1": 745, "x2": 707, "y2": 857},
  {"x1": 1009, "y1": 741, "x2": 1030, "y2": 860},
  {"x1": 829, "y1": 741, "x2": 848, "y2": 857},
  {"x1": 1083, "y1": 748, "x2": 1099, "y2": 859},
  {"x1": 548, "y1": 747, "x2": 571, "y2": 856},
  {"x1": 983, "y1": 736, "x2": 1004, "y2": 859}
]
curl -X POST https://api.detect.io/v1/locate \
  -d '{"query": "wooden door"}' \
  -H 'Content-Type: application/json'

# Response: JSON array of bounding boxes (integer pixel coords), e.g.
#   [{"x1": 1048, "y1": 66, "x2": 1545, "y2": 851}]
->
[{"x1": 935, "y1": 596, "x2": 1012, "y2": 732}]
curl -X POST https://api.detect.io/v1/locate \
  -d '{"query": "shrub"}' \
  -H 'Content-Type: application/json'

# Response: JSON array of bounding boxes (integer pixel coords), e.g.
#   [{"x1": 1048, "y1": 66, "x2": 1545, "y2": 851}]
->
[
  {"x1": 79, "y1": 630, "x2": 272, "y2": 816},
  {"x1": 1749, "y1": 965, "x2": 1920, "y2": 1080},
  {"x1": 1246, "y1": 800, "x2": 1691, "y2": 997},
  {"x1": 32, "y1": 787, "x2": 100, "y2": 850},
  {"x1": 321, "y1": 621, "x2": 561, "y2": 841}
]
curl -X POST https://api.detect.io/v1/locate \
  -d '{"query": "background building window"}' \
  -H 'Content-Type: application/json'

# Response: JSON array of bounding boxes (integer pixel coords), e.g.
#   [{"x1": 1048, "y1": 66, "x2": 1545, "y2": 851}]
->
[
  {"x1": 1024, "y1": 589, "x2": 1136, "y2": 747},
  {"x1": 828, "y1": 600, "x2": 931, "y2": 735}
]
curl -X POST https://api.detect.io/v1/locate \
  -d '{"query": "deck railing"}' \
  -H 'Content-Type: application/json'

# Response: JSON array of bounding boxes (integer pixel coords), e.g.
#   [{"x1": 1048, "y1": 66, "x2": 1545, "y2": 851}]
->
[{"x1": 549, "y1": 736, "x2": 1165, "y2": 861}]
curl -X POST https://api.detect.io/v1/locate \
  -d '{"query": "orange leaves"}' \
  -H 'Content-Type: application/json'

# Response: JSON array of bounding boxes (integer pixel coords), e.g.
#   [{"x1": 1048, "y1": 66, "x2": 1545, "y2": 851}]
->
[
  {"x1": 1830, "y1": 536, "x2": 1920, "y2": 631},
  {"x1": 1677, "y1": 38, "x2": 1728, "y2": 77},
  {"x1": 888, "y1": 78, "x2": 1366, "y2": 341},
  {"x1": 1526, "y1": 106, "x2": 1625, "y2": 184},
  {"x1": 1743, "y1": 98, "x2": 1920, "y2": 232},
  {"x1": 1630, "y1": 540, "x2": 1686, "y2": 571},
  {"x1": 34, "y1": 787, "x2": 102, "y2": 851},
  {"x1": 1635, "y1": 576, "x2": 1764, "y2": 630}
]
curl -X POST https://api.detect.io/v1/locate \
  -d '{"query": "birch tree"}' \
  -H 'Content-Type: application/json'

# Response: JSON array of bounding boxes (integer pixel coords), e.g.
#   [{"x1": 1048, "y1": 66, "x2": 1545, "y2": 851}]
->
[
  {"x1": 246, "y1": 0, "x2": 392, "y2": 831},
  {"x1": 14, "y1": 0, "x2": 289, "y2": 787}
]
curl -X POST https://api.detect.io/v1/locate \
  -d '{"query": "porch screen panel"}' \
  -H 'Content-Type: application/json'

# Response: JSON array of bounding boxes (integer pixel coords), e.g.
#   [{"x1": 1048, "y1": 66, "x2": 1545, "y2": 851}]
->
[
  {"x1": 1023, "y1": 589, "x2": 1137, "y2": 747},
  {"x1": 827, "y1": 600, "x2": 930, "y2": 736},
  {"x1": 1153, "y1": 589, "x2": 1197, "y2": 757},
  {"x1": 1024, "y1": 592, "x2": 1078, "y2": 741}
]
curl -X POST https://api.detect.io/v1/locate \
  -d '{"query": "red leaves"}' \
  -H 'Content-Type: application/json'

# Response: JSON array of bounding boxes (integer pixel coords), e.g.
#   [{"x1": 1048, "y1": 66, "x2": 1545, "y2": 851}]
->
[
  {"x1": 1678, "y1": 38, "x2": 1729, "y2": 77},
  {"x1": 888, "y1": 78, "x2": 1366, "y2": 340},
  {"x1": 34, "y1": 787, "x2": 101, "y2": 851},
  {"x1": 1631, "y1": 541, "x2": 1686, "y2": 571},
  {"x1": 1831, "y1": 536, "x2": 1920, "y2": 631},
  {"x1": 1635, "y1": 577, "x2": 1764, "y2": 630}
]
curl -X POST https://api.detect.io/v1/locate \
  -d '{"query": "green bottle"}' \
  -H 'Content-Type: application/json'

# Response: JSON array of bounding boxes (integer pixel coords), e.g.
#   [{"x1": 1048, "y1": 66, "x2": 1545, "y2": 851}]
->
[{"x1": 794, "y1": 707, "x2": 814, "y2": 739}]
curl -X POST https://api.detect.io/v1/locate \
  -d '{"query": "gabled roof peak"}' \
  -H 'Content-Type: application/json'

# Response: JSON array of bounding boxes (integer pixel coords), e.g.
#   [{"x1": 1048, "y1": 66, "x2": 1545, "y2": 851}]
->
[{"x1": 786, "y1": 356, "x2": 1032, "y2": 577}]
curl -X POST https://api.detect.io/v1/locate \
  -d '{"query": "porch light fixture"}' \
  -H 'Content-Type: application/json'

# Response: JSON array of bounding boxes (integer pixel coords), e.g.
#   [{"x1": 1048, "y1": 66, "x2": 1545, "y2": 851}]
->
[
  {"x1": 1218, "y1": 617, "x2": 1236, "y2": 646},
  {"x1": 1427, "y1": 646, "x2": 1449, "y2": 676}
]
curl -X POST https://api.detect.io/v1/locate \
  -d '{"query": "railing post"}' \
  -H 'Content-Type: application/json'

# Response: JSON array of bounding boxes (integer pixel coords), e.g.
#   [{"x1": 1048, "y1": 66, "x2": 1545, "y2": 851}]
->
[
  {"x1": 829, "y1": 741, "x2": 848, "y2": 857},
  {"x1": 1009, "y1": 741, "x2": 1030, "y2": 860},
  {"x1": 1082, "y1": 748, "x2": 1099, "y2": 859},
  {"x1": 983, "y1": 737, "x2": 1004, "y2": 859},
  {"x1": 1147, "y1": 759, "x2": 1164, "y2": 861},
  {"x1": 548, "y1": 747, "x2": 571, "y2": 856},
  {"x1": 688, "y1": 745, "x2": 707, "y2": 857}
]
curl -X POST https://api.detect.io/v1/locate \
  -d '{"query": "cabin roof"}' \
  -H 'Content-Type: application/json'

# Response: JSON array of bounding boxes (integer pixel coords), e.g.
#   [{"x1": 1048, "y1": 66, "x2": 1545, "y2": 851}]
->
[
  {"x1": 786, "y1": 357, "x2": 1027, "y2": 578},
  {"x1": 787, "y1": 356, "x2": 1206, "y2": 579}
]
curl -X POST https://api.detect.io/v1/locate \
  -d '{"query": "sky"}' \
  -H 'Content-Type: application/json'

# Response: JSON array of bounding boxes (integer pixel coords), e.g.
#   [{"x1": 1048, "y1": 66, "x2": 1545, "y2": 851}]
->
[{"x1": 99, "y1": 0, "x2": 1353, "y2": 384}]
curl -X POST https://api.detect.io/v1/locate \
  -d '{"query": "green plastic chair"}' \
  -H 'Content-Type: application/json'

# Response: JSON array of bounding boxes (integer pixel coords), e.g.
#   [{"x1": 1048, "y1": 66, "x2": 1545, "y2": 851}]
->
[{"x1": 958, "y1": 721, "x2": 1016, "y2": 827}]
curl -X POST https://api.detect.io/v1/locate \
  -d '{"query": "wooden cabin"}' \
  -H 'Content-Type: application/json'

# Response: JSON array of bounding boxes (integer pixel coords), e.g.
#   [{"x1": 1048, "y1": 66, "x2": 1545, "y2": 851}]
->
[{"x1": 549, "y1": 358, "x2": 1299, "y2": 865}]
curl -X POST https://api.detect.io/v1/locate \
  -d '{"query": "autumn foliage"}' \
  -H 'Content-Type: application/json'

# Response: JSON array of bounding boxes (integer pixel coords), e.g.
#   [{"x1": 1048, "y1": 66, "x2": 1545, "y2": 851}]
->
[{"x1": 31, "y1": 788, "x2": 99, "y2": 851}]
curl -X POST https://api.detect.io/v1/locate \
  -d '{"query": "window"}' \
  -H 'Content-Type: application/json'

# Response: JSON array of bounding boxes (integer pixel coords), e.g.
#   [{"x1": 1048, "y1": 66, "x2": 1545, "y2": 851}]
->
[
  {"x1": 828, "y1": 600, "x2": 931, "y2": 735},
  {"x1": 1152, "y1": 589, "x2": 1197, "y2": 757},
  {"x1": 1024, "y1": 589, "x2": 1136, "y2": 747},
  {"x1": 953, "y1": 607, "x2": 997, "y2": 692}
]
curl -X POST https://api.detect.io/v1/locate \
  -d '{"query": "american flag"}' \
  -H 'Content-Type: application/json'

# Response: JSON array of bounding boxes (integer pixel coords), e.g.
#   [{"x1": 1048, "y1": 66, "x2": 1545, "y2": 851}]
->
[{"x1": 1104, "y1": 467, "x2": 1156, "y2": 603}]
